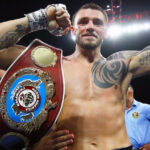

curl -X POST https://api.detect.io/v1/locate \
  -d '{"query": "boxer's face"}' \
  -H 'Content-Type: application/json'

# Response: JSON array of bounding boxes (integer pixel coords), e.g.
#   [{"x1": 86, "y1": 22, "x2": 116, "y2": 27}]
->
[{"x1": 72, "y1": 8, "x2": 107, "y2": 50}]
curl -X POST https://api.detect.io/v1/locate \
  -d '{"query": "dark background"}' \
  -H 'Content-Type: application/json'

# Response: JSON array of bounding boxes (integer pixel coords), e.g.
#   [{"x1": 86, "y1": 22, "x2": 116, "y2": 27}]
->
[{"x1": 0, "y1": 0, "x2": 150, "y2": 103}]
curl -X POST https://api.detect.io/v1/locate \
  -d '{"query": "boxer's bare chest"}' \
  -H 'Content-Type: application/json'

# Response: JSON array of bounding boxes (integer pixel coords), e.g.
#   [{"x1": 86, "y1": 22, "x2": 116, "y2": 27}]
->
[
  {"x1": 56, "y1": 58, "x2": 130, "y2": 149},
  {"x1": 57, "y1": 60, "x2": 126, "y2": 146},
  {"x1": 63, "y1": 58, "x2": 123, "y2": 99},
  {"x1": 61, "y1": 59, "x2": 123, "y2": 118}
]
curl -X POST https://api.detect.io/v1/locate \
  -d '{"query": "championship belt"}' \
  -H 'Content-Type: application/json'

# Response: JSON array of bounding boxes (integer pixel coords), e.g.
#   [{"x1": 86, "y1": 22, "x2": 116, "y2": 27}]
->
[{"x1": 0, "y1": 39, "x2": 65, "y2": 149}]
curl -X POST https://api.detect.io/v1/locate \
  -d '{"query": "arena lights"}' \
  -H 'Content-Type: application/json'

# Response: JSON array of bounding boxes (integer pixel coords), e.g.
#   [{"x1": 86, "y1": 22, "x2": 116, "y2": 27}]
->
[
  {"x1": 107, "y1": 22, "x2": 150, "y2": 39},
  {"x1": 70, "y1": 22, "x2": 150, "y2": 41},
  {"x1": 71, "y1": 34, "x2": 76, "y2": 41}
]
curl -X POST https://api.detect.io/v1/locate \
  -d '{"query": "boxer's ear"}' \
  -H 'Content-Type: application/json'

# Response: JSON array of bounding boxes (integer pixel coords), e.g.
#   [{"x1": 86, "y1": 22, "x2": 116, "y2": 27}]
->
[
  {"x1": 70, "y1": 25, "x2": 75, "y2": 35},
  {"x1": 70, "y1": 25, "x2": 76, "y2": 41}
]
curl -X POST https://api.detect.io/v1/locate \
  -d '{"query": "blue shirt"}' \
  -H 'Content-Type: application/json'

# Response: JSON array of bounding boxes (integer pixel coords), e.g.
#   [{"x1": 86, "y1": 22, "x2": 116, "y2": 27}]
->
[{"x1": 125, "y1": 99, "x2": 150, "y2": 149}]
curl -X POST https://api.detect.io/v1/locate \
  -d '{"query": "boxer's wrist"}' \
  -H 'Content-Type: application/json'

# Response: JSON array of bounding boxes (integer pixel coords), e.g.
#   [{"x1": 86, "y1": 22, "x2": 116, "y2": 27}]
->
[
  {"x1": 25, "y1": 4, "x2": 68, "y2": 36},
  {"x1": 25, "y1": 4, "x2": 66, "y2": 36},
  {"x1": 25, "y1": 9, "x2": 48, "y2": 32}
]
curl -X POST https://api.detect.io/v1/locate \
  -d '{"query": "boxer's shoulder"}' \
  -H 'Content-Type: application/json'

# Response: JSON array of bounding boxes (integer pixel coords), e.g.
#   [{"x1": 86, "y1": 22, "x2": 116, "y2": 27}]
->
[{"x1": 107, "y1": 50, "x2": 138, "y2": 61}]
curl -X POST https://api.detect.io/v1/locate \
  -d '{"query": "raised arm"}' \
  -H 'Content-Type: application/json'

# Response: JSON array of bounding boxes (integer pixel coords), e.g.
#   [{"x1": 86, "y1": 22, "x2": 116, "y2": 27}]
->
[
  {"x1": 128, "y1": 46, "x2": 150, "y2": 77},
  {"x1": 0, "y1": 17, "x2": 29, "y2": 49},
  {"x1": 0, "y1": 15, "x2": 29, "y2": 68},
  {"x1": 0, "y1": 4, "x2": 70, "y2": 49},
  {"x1": 0, "y1": 4, "x2": 71, "y2": 50},
  {"x1": 0, "y1": 4, "x2": 71, "y2": 69},
  {"x1": 106, "y1": 48, "x2": 150, "y2": 78}
]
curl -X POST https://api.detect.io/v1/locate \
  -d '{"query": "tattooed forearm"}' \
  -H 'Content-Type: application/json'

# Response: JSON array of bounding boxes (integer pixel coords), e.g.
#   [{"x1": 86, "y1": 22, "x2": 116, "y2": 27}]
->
[
  {"x1": 92, "y1": 59, "x2": 127, "y2": 88},
  {"x1": 0, "y1": 24, "x2": 29, "y2": 49},
  {"x1": 139, "y1": 51, "x2": 150, "y2": 66}
]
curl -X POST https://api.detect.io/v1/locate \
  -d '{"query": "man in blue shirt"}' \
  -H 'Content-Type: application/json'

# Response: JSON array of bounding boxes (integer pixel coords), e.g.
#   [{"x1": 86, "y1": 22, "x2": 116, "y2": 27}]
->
[{"x1": 125, "y1": 86, "x2": 150, "y2": 150}]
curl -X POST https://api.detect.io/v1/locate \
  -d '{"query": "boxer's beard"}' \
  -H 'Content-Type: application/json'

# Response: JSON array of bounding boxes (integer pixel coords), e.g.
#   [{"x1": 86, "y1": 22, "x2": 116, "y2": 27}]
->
[{"x1": 75, "y1": 34, "x2": 102, "y2": 50}]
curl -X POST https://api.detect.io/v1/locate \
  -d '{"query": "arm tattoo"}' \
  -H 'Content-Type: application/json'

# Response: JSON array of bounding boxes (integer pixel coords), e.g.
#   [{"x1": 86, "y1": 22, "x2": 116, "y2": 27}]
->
[
  {"x1": 107, "y1": 51, "x2": 138, "y2": 61},
  {"x1": 92, "y1": 59, "x2": 127, "y2": 88},
  {"x1": 139, "y1": 51, "x2": 150, "y2": 66},
  {"x1": 0, "y1": 24, "x2": 29, "y2": 49},
  {"x1": 107, "y1": 52, "x2": 125, "y2": 60}
]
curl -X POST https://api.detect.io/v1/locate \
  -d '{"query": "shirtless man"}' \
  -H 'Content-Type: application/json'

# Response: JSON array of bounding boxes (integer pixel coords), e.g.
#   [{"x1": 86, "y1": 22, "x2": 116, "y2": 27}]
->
[{"x1": 1, "y1": 2, "x2": 150, "y2": 150}]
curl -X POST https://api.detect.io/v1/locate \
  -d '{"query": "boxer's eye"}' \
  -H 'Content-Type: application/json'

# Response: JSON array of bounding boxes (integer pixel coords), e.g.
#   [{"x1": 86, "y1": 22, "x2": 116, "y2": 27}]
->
[
  {"x1": 78, "y1": 18, "x2": 88, "y2": 25},
  {"x1": 93, "y1": 19, "x2": 104, "y2": 26}
]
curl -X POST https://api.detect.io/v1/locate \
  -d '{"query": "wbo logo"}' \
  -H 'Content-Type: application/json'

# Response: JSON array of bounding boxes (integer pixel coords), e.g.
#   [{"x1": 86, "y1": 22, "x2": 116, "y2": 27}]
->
[{"x1": 7, "y1": 74, "x2": 46, "y2": 123}]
